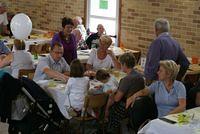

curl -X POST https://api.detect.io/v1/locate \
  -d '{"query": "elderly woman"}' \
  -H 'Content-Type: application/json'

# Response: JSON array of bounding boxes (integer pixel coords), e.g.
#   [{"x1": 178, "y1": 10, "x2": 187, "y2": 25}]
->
[
  {"x1": 0, "y1": 39, "x2": 34, "y2": 78},
  {"x1": 86, "y1": 35, "x2": 120, "y2": 71},
  {"x1": 126, "y1": 60, "x2": 186, "y2": 117},
  {"x1": 86, "y1": 24, "x2": 105, "y2": 49},
  {"x1": 72, "y1": 16, "x2": 87, "y2": 44},
  {"x1": 106, "y1": 53, "x2": 145, "y2": 132},
  {"x1": 51, "y1": 17, "x2": 77, "y2": 64}
]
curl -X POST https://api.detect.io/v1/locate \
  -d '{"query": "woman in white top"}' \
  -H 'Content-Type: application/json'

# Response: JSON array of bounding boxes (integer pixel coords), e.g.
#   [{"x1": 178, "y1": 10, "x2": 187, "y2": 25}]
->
[
  {"x1": 72, "y1": 16, "x2": 87, "y2": 45},
  {"x1": 0, "y1": 2, "x2": 9, "y2": 35},
  {"x1": 86, "y1": 35, "x2": 121, "y2": 71},
  {"x1": 64, "y1": 59, "x2": 89, "y2": 119},
  {"x1": 0, "y1": 39, "x2": 34, "y2": 78}
]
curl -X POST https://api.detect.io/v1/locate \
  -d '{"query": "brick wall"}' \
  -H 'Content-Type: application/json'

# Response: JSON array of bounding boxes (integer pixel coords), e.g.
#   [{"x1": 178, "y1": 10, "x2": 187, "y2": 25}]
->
[
  {"x1": 121, "y1": 0, "x2": 200, "y2": 57},
  {"x1": 4, "y1": 0, "x2": 85, "y2": 31},
  {"x1": 3, "y1": 0, "x2": 200, "y2": 57}
]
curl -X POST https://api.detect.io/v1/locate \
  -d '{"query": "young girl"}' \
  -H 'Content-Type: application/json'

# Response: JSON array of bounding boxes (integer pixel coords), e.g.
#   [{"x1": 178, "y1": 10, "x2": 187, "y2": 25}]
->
[{"x1": 64, "y1": 59, "x2": 89, "y2": 119}]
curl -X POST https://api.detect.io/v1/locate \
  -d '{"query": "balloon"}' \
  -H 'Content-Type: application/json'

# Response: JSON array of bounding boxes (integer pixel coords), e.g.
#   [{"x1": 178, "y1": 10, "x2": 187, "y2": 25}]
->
[{"x1": 10, "y1": 13, "x2": 32, "y2": 40}]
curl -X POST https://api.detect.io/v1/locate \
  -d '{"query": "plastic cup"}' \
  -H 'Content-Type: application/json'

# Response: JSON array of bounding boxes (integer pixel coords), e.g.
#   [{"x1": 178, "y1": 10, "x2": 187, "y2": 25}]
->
[{"x1": 192, "y1": 56, "x2": 199, "y2": 64}]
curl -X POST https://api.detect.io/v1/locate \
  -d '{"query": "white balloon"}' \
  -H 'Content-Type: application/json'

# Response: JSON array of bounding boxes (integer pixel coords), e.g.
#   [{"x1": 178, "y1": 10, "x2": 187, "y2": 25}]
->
[{"x1": 10, "y1": 13, "x2": 32, "y2": 40}]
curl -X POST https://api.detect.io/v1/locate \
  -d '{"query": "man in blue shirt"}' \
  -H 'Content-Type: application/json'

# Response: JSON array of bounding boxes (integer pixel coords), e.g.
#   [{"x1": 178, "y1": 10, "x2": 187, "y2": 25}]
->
[
  {"x1": 0, "y1": 41, "x2": 10, "y2": 55},
  {"x1": 144, "y1": 18, "x2": 189, "y2": 85},
  {"x1": 33, "y1": 42, "x2": 70, "y2": 82}
]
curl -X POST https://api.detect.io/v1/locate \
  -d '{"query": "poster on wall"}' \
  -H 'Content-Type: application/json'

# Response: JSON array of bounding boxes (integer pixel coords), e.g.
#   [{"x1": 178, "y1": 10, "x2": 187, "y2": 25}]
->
[{"x1": 99, "y1": 0, "x2": 108, "y2": 9}]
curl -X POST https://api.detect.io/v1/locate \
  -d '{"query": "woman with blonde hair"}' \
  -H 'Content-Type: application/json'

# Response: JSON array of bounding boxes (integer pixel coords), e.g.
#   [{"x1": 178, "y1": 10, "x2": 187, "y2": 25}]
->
[
  {"x1": 126, "y1": 60, "x2": 186, "y2": 117},
  {"x1": 86, "y1": 35, "x2": 120, "y2": 71},
  {"x1": 0, "y1": 39, "x2": 34, "y2": 78}
]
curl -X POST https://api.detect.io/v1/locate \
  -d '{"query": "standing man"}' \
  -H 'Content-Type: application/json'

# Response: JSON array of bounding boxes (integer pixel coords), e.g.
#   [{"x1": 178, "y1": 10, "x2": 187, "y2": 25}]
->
[
  {"x1": 0, "y1": 2, "x2": 9, "y2": 35},
  {"x1": 144, "y1": 18, "x2": 189, "y2": 85}
]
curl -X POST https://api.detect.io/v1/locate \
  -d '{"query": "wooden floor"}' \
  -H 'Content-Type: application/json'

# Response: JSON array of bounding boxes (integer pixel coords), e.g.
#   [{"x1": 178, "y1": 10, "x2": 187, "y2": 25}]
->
[{"x1": 0, "y1": 122, "x2": 9, "y2": 134}]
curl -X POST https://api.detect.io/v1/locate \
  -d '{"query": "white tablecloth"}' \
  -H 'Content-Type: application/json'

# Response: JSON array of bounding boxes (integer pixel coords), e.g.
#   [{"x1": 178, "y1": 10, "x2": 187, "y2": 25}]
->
[
  {"x1": 3, "y1": 36, "x2": 51, "y2": 50},
  {"x1": 138, "y1": 107, "x2": 200, "y2": 134},
  {"x1": 37, "y1": 80, "x2": 70, "y2": 119},
  {"x1": 77, "y1": 46, "x2": 126, "y2": 64}
]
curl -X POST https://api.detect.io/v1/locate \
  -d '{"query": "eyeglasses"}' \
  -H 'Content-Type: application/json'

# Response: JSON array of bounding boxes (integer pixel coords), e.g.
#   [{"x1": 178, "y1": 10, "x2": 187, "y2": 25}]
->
[{"x1": 52, "y1": 51, "x2": 63, "y2": 55}]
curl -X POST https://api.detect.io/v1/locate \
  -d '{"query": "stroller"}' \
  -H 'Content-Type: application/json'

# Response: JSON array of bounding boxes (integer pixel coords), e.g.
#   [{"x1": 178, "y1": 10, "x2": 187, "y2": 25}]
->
[{"x1": 0, "y1": 71, "x2": 65, "y2": 134}]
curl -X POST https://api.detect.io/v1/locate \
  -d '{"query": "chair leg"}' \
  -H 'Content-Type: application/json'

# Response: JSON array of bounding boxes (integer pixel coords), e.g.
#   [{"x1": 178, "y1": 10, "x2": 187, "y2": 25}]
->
[{"x1": 81, "y1": 120, "x2": 85, "y2": 134}]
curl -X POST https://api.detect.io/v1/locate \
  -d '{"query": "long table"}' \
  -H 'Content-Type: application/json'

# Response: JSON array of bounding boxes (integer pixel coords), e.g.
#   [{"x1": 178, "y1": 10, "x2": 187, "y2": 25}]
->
[
  {"x1": 37, "y1": 80, "x2": 68, "y2": 119},
  {"x1": 37, "y1": 69, "x2": 126, "y2": 119},
  {"x1": 1, "y1": 34, "x2": 51, "y2": 50},
  {"x1": 78, "y1": 46, "x2": 140, "y2": 64},
  {"x1": 138, "y1": 107, "x2": 200, "y2": 134}
]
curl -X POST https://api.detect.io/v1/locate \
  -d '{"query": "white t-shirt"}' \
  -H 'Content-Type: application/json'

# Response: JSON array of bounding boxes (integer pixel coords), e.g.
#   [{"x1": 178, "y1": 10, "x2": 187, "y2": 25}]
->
[
  {"x1": 11, "y1": 50, "x2": 34, "y2": 78},
  {"x1": 87, "y1": 49, "x2": 114, "y2": 70},
  {"x1": 0, "y1": 12, "x2": 8, "y2": 25},
  {"x1": 64, "y1": 76, "x2": 89, "y2": 113},
  {"x1": 103, "y1": 76, "x2": 119, "y2": 92},
  {"x1": 89, "y1": 76, "x2": 119, "y2": 94}
]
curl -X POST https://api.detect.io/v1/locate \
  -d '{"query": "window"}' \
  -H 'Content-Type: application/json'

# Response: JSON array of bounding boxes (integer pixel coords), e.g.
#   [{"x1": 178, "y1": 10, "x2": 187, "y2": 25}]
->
[{"x1": 87, "y1": 0, "x2": 120, "y2": 45}]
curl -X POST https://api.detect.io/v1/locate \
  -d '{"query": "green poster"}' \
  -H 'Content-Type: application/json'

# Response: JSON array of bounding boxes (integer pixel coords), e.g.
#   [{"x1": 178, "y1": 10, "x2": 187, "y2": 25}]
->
[{"x1": 99, "y1": 0, "x2": 108, "y2": 9}]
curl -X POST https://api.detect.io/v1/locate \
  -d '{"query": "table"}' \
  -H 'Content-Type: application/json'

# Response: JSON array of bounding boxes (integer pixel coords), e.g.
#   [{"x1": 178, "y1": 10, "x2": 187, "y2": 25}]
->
[
  {"x1": 37, "y1": 80, "x2": 69, "y2": 119},
  {"x1": 77, "y1": 46, "x2": 140, "y2": 64},
  {"x1": 183, "y1": 64, "x2": 200, "y2": 85},
  {"x1": 187, "y1": 64, "x2": 200, "y2": 75},
  {"x1": 37, "y1": 69, "x2": 127, "y2": 119},
  {"x1": 133, "y1": 64, "x2": 200, "y2": 78},
  {"x1": 1, "y1": 34, "x2": 51, "y2": 51},
  {"x1": 138, "y1": 107, "x2": 200, "y2": 134}
]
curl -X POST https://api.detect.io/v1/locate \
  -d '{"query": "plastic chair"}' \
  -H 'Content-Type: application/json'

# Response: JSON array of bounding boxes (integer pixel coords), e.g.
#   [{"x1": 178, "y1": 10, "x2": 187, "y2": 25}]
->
[
  {"x1": 128, "y1": 96, "x2": 157, "y2": 133},
  {"x1": 18, "y1": 69, "x2": 35, "y2": 79},
  {"x1": 70, "y1": 93, "x2": 109, "y2": 134}
]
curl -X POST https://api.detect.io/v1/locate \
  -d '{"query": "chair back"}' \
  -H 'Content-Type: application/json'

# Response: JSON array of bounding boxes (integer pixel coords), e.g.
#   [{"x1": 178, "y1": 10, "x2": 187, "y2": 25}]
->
[
  {"x1": 128, "y1": 96, "x2": 157, "y2": 132},
  {"x1": 84, "y1": 93, "x2": 108, "y2": 110},
  {"x1": 18, "y1": 69, "x2": 35, "y2": 79},
  {"x1": 40, "y1": 43, "x2": 50, "y2": 54},
  {"x1": 132, "y1": 51, "x2": 141, "y2": 64},
  {"x1": 29, "y1": 44, "x2": 50, "y2": 55}
]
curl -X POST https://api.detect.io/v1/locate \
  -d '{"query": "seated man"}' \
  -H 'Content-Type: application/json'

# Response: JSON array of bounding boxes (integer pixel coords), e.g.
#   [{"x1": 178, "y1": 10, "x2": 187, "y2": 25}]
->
[
  {"x1": 86, "y1": 24, "x2": 105, "y2": 49},
  {"x1": 33, "y1": 42, "x2": 70, "y2": 82}
]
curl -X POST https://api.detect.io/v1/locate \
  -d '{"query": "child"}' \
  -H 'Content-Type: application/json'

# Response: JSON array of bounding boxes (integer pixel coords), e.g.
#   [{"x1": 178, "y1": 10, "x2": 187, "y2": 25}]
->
[
  {"x1": 64, "y1": 59, "x2": 89, "y2": 119},
  {"x1": 94, "y1": 69, "x2": 119, "y2": 120},
  {"x1": 96, "y1": 69, "x2": 119, "y2": 94},
  {"x1": 92, "y1": 69, "x2": 118, "y2": 94}
]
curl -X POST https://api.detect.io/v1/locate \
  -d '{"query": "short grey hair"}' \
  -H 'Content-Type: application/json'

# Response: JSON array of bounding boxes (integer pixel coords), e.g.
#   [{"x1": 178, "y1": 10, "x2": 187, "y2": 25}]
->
[
  {"x1": 159, "y1": 60, "x2": 179, "y2": 81},
  {"x1": 119, "y1": 52, "x2": 136, "y2": 68},
  {"x1": 74, "y1": 16, "x2": 82, "y2": 24},
  {"x1": 0, "y1": 2, "x2": 7, "y2": 8},
  {"x1": 154, "y1": 18, "x2": 170, "y2": 32}
]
